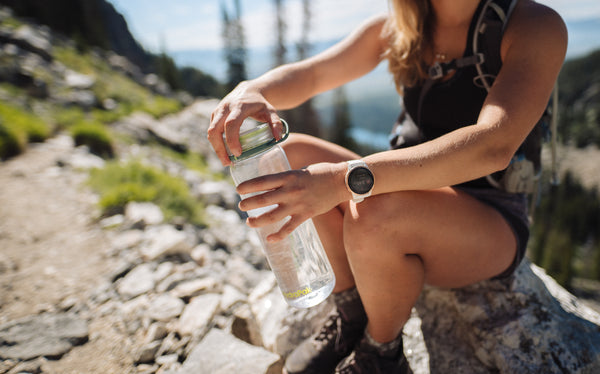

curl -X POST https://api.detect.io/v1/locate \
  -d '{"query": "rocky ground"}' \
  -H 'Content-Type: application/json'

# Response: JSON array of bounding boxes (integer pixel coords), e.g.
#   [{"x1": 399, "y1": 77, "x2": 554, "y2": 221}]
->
[
  {"x1": 0, "y1": 135, "x2": 137, "y2": 373},
  {"x1": 0, "y1": 101, "x2": 366, "y2": 374}
]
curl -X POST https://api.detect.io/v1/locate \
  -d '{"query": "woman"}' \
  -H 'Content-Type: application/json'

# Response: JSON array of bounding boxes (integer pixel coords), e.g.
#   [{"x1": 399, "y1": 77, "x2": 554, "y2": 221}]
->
[{"x1": 207, "y1": 0, "x2": 567, "y2": 373}]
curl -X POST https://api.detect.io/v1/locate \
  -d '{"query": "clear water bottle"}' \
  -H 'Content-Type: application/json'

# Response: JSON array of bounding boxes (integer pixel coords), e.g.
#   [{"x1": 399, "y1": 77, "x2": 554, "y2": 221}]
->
[{"x1": 227, "y1": 120, "x2": 335, "y2": 308}]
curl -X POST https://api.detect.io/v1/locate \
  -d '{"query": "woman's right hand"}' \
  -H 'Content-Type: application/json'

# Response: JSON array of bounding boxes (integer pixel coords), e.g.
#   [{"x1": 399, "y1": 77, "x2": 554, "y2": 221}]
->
[{"x1": 207, "y1": 81, "x2": 284, "y2": 166}]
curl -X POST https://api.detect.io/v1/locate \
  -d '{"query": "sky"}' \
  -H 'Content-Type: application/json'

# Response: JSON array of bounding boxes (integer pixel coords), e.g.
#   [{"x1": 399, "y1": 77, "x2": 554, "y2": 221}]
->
[{"x1": 108, "y1": 0, "x2": 600, "y2": 53}]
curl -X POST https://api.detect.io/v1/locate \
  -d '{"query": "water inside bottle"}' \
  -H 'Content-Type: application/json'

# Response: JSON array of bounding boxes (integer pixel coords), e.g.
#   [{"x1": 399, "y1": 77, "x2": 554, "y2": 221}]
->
[{"x1": 252, "y1": 212, "x2": 335, "y2": 308}]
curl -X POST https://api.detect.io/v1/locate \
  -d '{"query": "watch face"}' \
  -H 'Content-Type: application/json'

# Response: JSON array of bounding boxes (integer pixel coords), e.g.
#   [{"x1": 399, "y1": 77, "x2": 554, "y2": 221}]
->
[{"x1": 348, "y1": 167, "x2": 374, "y2": 194}]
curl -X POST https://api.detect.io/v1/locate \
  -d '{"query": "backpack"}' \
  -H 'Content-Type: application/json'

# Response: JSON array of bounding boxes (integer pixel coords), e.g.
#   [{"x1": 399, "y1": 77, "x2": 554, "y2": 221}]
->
[{"x1": 392, "y1": 0, "x2": 559, "y2": 196}]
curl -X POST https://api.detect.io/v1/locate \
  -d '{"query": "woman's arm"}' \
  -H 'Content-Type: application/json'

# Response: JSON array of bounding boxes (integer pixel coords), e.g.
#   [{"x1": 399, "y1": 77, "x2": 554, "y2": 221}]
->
[
  {"x1": 208, "y1": 14, "x2": 389, "y2": 165},
  {"x1": 252, "y1": 14, "x2": 389, "y2": 109}
]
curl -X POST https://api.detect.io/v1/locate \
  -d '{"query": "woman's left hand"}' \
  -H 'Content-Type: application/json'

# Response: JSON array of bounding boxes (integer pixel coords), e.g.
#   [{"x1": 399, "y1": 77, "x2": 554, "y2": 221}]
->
[{"x1": 237, "y1": 162, "x2": 347, "y2": 242}]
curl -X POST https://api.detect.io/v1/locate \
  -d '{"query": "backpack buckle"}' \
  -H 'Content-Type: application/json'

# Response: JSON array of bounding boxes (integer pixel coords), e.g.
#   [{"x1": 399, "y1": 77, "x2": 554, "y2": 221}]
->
[
  {"x1": 428, "y1": 62, "x2": 444, "y2": 80},
  {"x1": 474, "y1": 53, "x2": 485, "y2": 65}
]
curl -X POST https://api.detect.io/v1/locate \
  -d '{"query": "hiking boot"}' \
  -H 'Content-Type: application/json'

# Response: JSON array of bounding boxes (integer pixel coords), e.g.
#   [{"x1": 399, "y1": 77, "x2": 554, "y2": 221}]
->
[
  {"x1": 283, "y1": 310, "x2": 367, "y2": 374},
  {"x1": 334, "y1": 332, "x2": 412, "y2": 374}
]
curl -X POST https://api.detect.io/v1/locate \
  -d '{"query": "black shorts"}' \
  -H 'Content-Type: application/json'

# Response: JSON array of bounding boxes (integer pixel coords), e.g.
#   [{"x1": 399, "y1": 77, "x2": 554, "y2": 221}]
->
[{"x1": 455, "y1": 186, "x2": 530, "y2": 279}]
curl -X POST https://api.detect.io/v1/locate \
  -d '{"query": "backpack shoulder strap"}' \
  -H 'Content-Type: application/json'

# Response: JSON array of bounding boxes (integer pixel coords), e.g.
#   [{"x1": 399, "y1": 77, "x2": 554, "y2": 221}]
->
[{"x1": 473, "y1": 0, "x2": 518, "y2": 91}]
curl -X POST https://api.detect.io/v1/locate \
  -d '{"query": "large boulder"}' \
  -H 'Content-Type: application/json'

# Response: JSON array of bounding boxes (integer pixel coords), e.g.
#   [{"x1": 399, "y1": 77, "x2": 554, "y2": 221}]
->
[{"x1": 415, "y1": 259, "x2": 600, "y2": 373}]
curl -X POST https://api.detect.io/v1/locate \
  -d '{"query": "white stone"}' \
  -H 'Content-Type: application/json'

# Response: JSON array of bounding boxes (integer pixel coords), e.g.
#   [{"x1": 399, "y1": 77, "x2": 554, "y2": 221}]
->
[
  {"x1": 125, "y1": 202, "x2": 164, "y2": 226},
  {"x1": 170, "y1": 278, "x2": 218, "y2": 299},
  {"x1": 147, "y1": 294, "x2": 184, "y2": 322},
  {"x1": 140, "y1": 225, "x2": 192, "y2": 261},
  {"x1": 177, "y1": 294, "x2": 221, "y2": 336},
  {"x1": 174, "y1": 328, "x2": 281, "y2": 374},
  {"x1": 117, "y1": 264, "x2": 155, "y2": 299}
]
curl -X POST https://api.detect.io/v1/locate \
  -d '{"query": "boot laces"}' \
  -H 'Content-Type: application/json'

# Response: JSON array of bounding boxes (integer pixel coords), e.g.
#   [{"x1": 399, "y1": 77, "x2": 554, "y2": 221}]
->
[{"x1": 313, "y1": 312, "x2": 345, "y2": 352}]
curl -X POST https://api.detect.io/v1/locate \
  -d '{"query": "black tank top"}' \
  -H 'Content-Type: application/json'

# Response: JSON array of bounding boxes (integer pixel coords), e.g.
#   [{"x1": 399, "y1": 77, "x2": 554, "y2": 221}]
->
[{"x1": 401, "y1": 0, "x2": 496, "y2": 188}]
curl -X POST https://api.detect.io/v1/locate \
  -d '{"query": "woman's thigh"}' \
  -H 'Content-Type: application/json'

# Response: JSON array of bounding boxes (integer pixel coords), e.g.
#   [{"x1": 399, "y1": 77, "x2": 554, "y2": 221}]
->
[
  {"x1": 345, "y1": 187, "x2": 518, "y2": 288},
  {"x1": 282, "y1": 133, "x2": 360, "y2": 169}
]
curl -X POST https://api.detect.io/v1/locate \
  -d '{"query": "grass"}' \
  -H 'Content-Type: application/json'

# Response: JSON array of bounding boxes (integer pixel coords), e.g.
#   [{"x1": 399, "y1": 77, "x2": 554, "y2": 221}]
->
[
  {"x1": 88, "y1": 160, "x2": 206, "y2": 226},
  {"x1": 0, "y1": 101, "x2": 51, "y2": 159},
  {"x1": 70, "y1": 120, "x2": 114, "y2": 158}
]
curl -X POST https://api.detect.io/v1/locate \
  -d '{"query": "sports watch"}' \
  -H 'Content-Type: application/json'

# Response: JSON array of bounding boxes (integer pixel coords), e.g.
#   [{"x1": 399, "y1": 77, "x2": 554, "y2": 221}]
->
[{"x1": 345, "y1": 160, "x2": 374, "y2": 203}]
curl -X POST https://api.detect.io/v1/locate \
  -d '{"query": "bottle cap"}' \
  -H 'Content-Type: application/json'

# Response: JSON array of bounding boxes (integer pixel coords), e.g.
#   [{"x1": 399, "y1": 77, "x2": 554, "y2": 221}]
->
[{"x1": 227, "y1": 119, "x2": 289, "y2": 162}]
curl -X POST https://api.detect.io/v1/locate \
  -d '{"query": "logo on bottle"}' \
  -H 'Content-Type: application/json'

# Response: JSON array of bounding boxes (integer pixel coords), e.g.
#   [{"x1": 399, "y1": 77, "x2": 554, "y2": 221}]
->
[{"x1": 283, "y1": 286, "x2": 313, "y2": 299}]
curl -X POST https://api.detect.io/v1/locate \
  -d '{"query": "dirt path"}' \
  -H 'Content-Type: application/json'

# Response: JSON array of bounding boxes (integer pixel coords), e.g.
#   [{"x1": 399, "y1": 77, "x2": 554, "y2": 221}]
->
[{"x1": 0, "y1": 136, "x2": 134, "y2": 373}]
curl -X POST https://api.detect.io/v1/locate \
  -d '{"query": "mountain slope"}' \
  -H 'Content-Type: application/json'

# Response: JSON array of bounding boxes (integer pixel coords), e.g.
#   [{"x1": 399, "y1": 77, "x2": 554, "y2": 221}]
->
[{"x1": 0, "y1": 0, "x2": 153, "y2": 72}]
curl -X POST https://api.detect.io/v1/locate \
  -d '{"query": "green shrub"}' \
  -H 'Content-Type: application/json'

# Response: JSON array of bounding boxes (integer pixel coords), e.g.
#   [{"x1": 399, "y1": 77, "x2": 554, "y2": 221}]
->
[
  {"x1": 70, "y1": 121, "x2": 114, "y2": 158},
  {"x1": 0, "y1": 102, "x2": 51, "y2": 159},
  {"x1": 140, "y1": 96, "x2": 182, "y2": 118},
  {"x1": 53, "y1": 107, "x2": 86, "y2": 129},
  {"x1": 88, "y1": 161, "x2": 205, "y2": 225},
  {"x1": 98, "y1": 182, "x2": 158, "y2": 216},
  {"x1": 0, "y1": 122, "x2": 26, "y2": 160}
]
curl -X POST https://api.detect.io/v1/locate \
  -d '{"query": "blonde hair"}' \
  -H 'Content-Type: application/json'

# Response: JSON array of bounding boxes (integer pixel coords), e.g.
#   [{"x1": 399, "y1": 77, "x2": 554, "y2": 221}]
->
[{"x1": 383, "y1": 0, "x2": 432, "y2": 93}]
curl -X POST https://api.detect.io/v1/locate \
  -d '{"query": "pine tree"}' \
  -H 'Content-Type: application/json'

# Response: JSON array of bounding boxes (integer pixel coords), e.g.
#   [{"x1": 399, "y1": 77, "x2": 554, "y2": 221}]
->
[
  {"x1": 331, "y1": 87, "x2": 359, "y2": 151},
  {"x1": 290, "y1": 0, "x2": 321, "y2": 137},
  {"x1": 273, "y1": 0, "x2": 287, "y2": 67},
  {"x1": 221, "y1": 0, "x2": 247, "y2": 92}
]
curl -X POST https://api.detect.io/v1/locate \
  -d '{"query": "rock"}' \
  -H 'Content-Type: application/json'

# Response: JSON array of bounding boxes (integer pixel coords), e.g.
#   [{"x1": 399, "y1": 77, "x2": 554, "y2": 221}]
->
[
  {"x1": 4, "y1": 356, "x2": 46, "y2": 374},
  {"x1": 247, "y1": 274, "x2": 297, "y2": 354},
  {"x1": 190, "y1": 243, "x2": 211, "y2": 266},
  {"x1": 64, "y1": 70, "x2": 96, "y2": 89},
  {"x1": 111, "y1": 229, "x2": 145, "y2": 251},
  {"x1": 140, "y1": 225, "x2": 192, "y2": 261},
  {"x1": 205, "y1": 205, "x2": 248, "y2": 250},
  {"x1": 117, "y1": 263, "x2": 156, "y2": 299},
  {"x1": 153, "y1": 261, "x2": 175, "y2": 284},
  {"x1": 0, "y1": 313, "x2": 88, "y2": 360},
  {"x1": 156, "y1": 353, "x2": 179, "y2": 366},
  {"x1": 195, "y1": 180, "x2": 238, "y2": 209},
  {"x1": 225, "y1": 255, "x2": 268, "y2": 291},
  {"x1": 168, "y1": 328, "x2": 281, "y2": 374},
  {"x1": 135, "y1": 340, "x2": 161, "y2": 364},
  {"x1": 403, "y1": 310, "x2": 430, "y2": 374},
  {"x1": 177, "y1": 294, "x2": 221, "y2": 336},
  {"x1": 125, "y1": 201, "x2": 164, "y2": 227},
  {"x1": 170, "y1": 277, "x2": 219, "y2": 299},
  {"x1": 147, "y1": 294, "x2": 185, "y2": 322},
  {"x1": 120, "y1": 112, "x2": 188, "y2": 152},
  {"x1": 415, "y1": 259, "x2": 600, "y2": 373},
  {"x1": 65, "y1": 90, "x2": 97, "y2": 108},
  {"x1": 231, "y1": 303, "x2": 264, "y2": 346},
  {"x1": 120, "y1": 294, "x2": 151, "y2": 321},
  {"x1": 144, "y1": 322, "x2": 169, "y2": 344},
  {"x1": 221, "y1": 285, "x2": 247, "y2": 310},
  {"x1": 100, "y1": 214, "x2": 125, "y2": 229},
  {"x1": 57, "y1": 149, "x2": 105, "y2": 170},
  {"x1": 9, "y1": 25, "x2": 52, "y2": 61}
]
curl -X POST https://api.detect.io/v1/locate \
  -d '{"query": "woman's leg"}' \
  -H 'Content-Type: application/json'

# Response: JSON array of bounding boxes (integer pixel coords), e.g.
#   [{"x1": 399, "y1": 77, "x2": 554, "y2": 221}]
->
[
  {"x1": 343, "y1": 188, "x2": 517, "y2": 343},
  {"x1": 282, "y1": 133, "x2": 361, "y2": 292}
]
